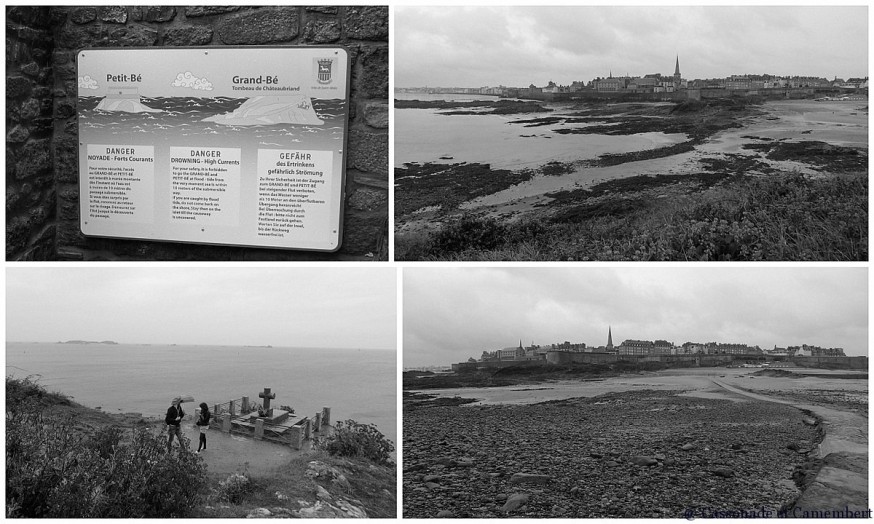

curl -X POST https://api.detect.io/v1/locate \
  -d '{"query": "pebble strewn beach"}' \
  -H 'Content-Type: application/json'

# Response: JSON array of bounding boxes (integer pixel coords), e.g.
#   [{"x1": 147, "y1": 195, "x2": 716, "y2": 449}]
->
[{"x1": 404, "y1": 390, "x2": 819, "y2": 518}]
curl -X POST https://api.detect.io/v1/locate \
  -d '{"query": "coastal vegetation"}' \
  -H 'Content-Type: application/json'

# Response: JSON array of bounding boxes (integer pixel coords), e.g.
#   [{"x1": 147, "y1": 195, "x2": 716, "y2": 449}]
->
[
  {"x1": 396, "y1": 171, "x2": 867, "y2": 261},
  {"x1": 395, "y1": 98, "x2": 868, "y2": 261},
  {"x1": 324, "y1": 419, "x2": 395, "y2": 466},
  {"x1": 6, "y1": 376, "x2": 396, "y2": 518}
]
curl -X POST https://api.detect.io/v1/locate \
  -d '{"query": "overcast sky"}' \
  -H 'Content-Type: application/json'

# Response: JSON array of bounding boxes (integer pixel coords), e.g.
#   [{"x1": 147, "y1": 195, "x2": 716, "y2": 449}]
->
[
  {"x1": 395, "y1": 6, "x2": 868, "y2": 88},
  {"x1": 6, "y1": 267, "x2": 396, "y2": 350},
  {"x1": 403, "y1": 267, "x2": 868, "y2": 367}
]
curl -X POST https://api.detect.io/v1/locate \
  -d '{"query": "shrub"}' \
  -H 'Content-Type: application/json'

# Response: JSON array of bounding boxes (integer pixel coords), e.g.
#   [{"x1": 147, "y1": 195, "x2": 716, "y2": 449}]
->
[
  {"x1": 431, "y1": 214, "x2": 506, "y2": 254},
  {"x1": 6, "y1": 386, "x2": 206, "y2": 518},
  {"x1": 6, "y1": 375, "x2": 69, "y2": 408},
  {"x1": 216, "y1": 473, "x2": 252, "y2": 504},
  {"x1": 324, "y1": 419, "x2": 394, "y2": 466}
]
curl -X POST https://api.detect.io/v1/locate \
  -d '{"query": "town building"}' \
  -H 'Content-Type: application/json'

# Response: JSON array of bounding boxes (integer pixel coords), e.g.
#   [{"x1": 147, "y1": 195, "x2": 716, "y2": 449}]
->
[{"x1": 617, "y1": 339, "x2": 655, "y2": 356}]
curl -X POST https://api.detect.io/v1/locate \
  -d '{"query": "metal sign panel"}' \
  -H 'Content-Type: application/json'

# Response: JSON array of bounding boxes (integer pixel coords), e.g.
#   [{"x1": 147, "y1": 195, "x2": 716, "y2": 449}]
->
[{"x1": 77, "y1": 46, "x2": 349, "y2": 251}]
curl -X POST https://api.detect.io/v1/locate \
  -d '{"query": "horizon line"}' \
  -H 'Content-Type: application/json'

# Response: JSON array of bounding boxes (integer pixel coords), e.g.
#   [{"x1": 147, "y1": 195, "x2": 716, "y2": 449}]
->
[{"x1": 7, "y1": 340, "x2": 396, "y2": 352}]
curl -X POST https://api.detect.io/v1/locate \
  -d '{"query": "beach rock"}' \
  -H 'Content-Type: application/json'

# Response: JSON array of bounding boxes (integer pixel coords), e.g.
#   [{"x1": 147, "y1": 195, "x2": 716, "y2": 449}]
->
[
  {"x1": 436, "y1": 510, "x2": 454, "y2": 518},
  {"x1": 423, "y1": 474, "x2": 441, "y2": 482},
  {"x1": 681, "y1": 443, "x2": 696, "y2": 451},
  {"x1": 425, "y1": 482, "x2": 441, "y2": 490},
  {"x1": 315, "y1": 484, "x2": 332, "y2": 500},
  {"x1": 802, "y1": 417, "x2": 817, "y2": 426},
  {"x1": 654, "y1": 454, "x2": 666, "y2": 461},
  {"x1": 296, "y1": 499, "x2": 368, "y2": 518},
  {"x1": 501, "y1": 493, "x2": 530, "y2": 513},
  {"x1": 590, "y1": 452, "x2": 603, "y2": 459},
  {"x1": 246, "y1": 507, "x2": 272, "y2": 518},
  {"x1": 509, "y1": 473, "x2": 550, "y2": 485},
  {"x1": 403, "y1": 388, "x2": 821, "y2": 518},
  {"x1": 629, "y1": 456, "x2": 658, "y2": 467},
  {"x1": 711, "y1": 467, "x2": 735, "y2": 478}
]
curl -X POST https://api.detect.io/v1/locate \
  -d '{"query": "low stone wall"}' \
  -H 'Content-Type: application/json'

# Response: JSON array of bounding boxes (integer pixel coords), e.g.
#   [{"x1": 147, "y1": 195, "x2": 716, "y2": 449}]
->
[
  {"x1": 7, "y1": 5, "x2": 388, "y2": 260},
  {"x1": 790, "y1": 355, "x2": 868, "y2": 370}
]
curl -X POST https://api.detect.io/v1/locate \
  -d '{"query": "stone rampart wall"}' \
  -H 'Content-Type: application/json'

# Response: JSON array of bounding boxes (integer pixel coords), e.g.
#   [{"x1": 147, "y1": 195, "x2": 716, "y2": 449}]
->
[
  {"x1": 7, "y1": 6, "x2": 388, "y2": 260},
  {"x1": 790, "y1": 355, "x2": 868, "y2": 370}
]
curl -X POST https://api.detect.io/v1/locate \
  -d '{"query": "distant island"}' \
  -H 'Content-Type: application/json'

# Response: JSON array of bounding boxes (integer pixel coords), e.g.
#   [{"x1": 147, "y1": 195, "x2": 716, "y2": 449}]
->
[{"x1": 57, "y1": 340, "x2": 118, "y2": 345}]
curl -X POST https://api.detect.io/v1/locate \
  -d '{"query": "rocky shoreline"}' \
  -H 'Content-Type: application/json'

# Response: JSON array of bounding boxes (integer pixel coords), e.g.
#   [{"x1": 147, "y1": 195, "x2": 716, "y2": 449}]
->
[{"x1": 403, "y1": 389, "x2": 820, "y2": 518}]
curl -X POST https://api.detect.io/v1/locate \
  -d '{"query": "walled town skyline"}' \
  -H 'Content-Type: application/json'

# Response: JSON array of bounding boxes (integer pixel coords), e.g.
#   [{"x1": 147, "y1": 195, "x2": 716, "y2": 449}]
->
[{"x1": 397, "y1": 56, "x2": 869, "y2": 95}]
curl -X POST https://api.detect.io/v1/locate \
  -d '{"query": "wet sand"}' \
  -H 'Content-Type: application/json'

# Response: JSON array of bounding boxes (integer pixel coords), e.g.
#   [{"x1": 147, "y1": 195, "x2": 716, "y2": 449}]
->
[
  {"x1": 463, "y1": 99, "x2": 867, "y2": 218},
  {"x1": 412, "y1": 367, "x2": 867, "y2": 409}
]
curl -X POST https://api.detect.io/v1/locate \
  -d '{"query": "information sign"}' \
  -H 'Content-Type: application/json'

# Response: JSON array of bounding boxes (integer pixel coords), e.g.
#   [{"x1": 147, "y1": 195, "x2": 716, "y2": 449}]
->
[{"x1": 77, "y1": 47, "x2": 349, "y2": 251}]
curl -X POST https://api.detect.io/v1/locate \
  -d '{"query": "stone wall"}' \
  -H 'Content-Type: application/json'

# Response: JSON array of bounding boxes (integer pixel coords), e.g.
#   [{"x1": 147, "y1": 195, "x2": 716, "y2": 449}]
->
[
  {"x1": 7, "y1": 5, "x2": 388, "y2": 260},
  {"x1": 7, "y1": 7, "x2": 57, "y2": 260},
  {"x1": 790, "y1": 356, "x2": 868, "y2": 370}
]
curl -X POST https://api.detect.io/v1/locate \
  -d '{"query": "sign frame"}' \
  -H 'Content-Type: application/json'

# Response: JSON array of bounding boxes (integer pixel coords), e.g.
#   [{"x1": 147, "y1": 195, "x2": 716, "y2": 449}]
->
[{"x1": 76, "y1": 45, "x2": 351, "y2": 252}]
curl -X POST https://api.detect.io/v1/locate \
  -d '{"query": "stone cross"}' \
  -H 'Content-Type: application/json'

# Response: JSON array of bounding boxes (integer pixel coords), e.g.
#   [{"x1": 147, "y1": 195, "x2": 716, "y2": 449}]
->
[{"x1": 259, "y1": 387, "x2": 276, "y2": 413}]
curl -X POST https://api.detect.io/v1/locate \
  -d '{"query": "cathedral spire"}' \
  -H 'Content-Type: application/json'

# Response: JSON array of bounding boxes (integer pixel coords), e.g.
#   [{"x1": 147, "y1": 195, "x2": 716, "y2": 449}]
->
[
  {"x1": 674, "y1": 55, "x2": 681, "y2": 78},
  {"x1": 607, "y1": 326, "x2": 614, "y2": 349}
]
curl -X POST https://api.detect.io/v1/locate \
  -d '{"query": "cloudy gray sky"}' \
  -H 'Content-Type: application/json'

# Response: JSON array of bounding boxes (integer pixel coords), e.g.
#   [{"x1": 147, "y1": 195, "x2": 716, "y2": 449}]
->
[
  {"x1": 6, "y1": 267, "x2": 396, "y2": 350},
  {"x1": 395, "y1": 6, "x2": 868, "y2": 88},
  {"x1": 403, "y1": 267, "x2": 868, "y2": 367}
]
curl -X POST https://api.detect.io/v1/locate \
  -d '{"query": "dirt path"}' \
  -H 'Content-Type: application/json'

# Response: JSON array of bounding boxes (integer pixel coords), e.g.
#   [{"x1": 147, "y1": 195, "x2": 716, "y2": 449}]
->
[
  {"x1": 710, "y1": 379, "x2": 868, "y2": 514},
  {"x1": 168, "y1": 423, "x2": 321, "y2": 479}
]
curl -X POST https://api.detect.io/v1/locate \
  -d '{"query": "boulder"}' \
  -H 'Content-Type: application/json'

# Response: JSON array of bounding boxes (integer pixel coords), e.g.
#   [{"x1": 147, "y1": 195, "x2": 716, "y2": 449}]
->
[
  {"x1": 501, "y1": 493, "x2": 530, "y2": 513},
  {"x1": 629, "y1": 456, "x2": 658, "y2": 467},
  {"x1": 711, "y1": 467, "x2": 735, "y2": 478},
  {"x1": 296, "y1": 499, "x2": 367, "y2": 518}
]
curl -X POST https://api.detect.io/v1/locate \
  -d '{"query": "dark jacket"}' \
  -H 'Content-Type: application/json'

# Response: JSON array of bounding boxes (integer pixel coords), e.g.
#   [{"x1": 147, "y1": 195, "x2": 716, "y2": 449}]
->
[
  {"x1": 196, "y1": 410, "x2": 211, "y2": 427},
  {"x1": 165, "y1": 404, "x2": 184, "y2": 426}
]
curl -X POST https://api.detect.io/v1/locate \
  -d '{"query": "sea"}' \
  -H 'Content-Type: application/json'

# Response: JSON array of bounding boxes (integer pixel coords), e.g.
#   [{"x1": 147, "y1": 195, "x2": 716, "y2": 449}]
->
[
  {"x1": 5, "y1": 342, "x2": 397, "y2": 445},
  {"x1": 394, "y1": 91, "x2": 687, "y2": 170}
]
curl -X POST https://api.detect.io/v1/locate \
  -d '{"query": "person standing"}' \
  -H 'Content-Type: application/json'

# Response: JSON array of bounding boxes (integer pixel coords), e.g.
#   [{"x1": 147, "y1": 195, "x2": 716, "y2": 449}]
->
[
  {"x1": 165, "y1": 396, "x2": 185, "y2": 452},
  {"x1": 195, "y1": 402, "x2": 211, "y2": 453}
]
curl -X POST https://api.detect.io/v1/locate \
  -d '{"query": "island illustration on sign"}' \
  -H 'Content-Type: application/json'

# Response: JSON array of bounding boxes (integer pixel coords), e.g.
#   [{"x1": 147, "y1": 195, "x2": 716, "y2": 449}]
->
[
  {"x1": 77, "y1": 48, "x2": 348, "y2": 250},
  {"x1": 79, "y1": 71, "x2": 338, "y2": 140}
]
